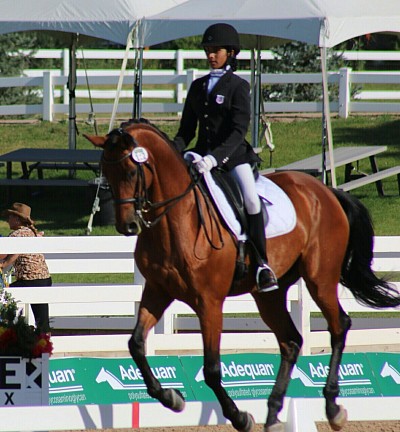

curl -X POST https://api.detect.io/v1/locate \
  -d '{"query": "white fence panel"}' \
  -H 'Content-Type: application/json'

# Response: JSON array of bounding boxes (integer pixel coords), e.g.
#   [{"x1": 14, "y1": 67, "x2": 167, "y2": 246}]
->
[
  {"x1": 1, "y1": 235, "x2": 399, "y2": 356},
  {"x1": 1, "y1": 49, "x2": 400, "y2": 119}
]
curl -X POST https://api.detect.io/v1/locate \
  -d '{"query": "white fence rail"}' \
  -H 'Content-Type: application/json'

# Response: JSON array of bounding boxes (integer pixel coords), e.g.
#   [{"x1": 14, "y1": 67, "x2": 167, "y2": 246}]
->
[
  {"x1": 0, "y1": 49, "x2": 399, "y2": 120},
  {"x1": 1, "y1": 235, "x2": 399, "y2": 357}
]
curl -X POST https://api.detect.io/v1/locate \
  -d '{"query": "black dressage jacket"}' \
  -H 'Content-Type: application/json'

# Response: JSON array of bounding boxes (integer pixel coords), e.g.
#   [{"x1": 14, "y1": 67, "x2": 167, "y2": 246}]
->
[{"x1": 173, "y1": 69, "x2": 261, "y2": 171}]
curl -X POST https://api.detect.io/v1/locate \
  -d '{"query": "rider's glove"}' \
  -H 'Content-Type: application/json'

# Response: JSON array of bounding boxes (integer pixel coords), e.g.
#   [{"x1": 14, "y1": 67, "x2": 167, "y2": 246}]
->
[{"x1": 194, "y1": 155, "x2": 217, "y2": 174}]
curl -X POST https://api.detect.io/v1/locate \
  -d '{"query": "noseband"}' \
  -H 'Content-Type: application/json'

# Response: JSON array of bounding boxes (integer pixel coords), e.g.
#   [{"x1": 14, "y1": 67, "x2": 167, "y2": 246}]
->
[{"x1": 101, "y1": 127, "x2": 199, "y2": 229}]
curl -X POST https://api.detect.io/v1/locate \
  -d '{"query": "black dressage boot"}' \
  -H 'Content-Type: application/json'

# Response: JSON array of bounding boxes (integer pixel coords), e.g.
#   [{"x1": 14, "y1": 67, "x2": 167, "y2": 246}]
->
[{"x1": 248, "y1": 211, "x2": 278, "y2": 293}]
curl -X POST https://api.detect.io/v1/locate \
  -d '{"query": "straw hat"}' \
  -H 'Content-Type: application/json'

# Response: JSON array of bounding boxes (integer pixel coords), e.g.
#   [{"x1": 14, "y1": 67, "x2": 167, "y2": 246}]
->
[{"x1": 3, "y1": 202, "x2": 34, "y2": 224}]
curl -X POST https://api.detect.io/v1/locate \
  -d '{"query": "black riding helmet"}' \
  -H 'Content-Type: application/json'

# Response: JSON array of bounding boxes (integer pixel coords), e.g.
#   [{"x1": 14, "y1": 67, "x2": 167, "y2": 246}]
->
[{"x1": 201, "y1": 23, "x2": 241, "y2": 55}]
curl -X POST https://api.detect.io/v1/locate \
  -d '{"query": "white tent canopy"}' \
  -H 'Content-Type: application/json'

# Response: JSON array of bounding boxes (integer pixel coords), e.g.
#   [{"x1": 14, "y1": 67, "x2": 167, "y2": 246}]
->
[
  {"x1": 0, "y1": 0, "x2": 188, "y2": 149},
  {"x1": 0, "y1": 0, "x2": 187, "y2": 46},
  {"x1": 3, "y1": 0, "x2": 400, "y2": 49},
  {"x1": 141, "y1": 0, "x2": 400, "y2": 48},
  {"x1": 140, "y1": 0, "x2": 400, "y2": 187},
  {"x1": 1, "y1": 0, "x2": 399, "y2": 185}
]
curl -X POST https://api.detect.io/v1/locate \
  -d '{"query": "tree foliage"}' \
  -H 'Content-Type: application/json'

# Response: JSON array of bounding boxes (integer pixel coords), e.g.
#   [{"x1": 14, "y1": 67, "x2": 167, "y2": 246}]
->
[
  {"x1": 263, "y1": 42, "x2": 347, "y2": 102},
  {"x1": 151, "y1": 35, "x2": 206, "y2": 69},
  {"x1": 0, "y1": 33, "x2": 40, "y2": 106}
]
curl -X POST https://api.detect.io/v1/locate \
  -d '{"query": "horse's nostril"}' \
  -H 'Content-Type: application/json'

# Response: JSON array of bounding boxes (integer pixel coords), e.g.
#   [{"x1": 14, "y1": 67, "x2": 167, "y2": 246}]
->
[{"x1": 126, "y1": 221, "x2": 141, "y2": 236}]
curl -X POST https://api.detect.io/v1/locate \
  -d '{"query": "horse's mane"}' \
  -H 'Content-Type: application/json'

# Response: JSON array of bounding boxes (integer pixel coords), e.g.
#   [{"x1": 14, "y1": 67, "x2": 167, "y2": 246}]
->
[
  {"x1": 118, "y1": 117, "x2": 189, "y2": 171},
  {"x1": 120, "y1": 118, "x2": 174, "y2": 146}
]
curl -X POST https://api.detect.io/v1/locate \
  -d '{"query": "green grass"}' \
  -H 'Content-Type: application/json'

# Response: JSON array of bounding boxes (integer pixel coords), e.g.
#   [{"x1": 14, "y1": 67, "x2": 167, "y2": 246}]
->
[{"x1": 0, "y1": 114, "x2": 399, "y2": 237}]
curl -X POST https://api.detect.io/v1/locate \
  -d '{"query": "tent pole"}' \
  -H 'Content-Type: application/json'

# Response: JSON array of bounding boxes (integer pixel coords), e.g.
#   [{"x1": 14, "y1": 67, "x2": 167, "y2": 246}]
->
[
  {"x1": 254, "y1": 37, "x2": 262, "y2": 149},
  {"x1": 320, "y1": 46, "x2": 337, "y2": 188},
  {"x1": 132, "y1": 46, "x2": 143, "y2": 119},
  {"x1": 250, "y1": 38, "x2": 262, "y2": 149},
  {"x1": 250, "y1": 49, "x2": 256, "y2": 147},
  {"x1": 137, "y1": 47, "x2": 143, "y2": 118},
  {"x1": 108, "y1": 30, "x2": 134, "y2": 133},
  {"x1": 67, "y1": 34, "x2": 77, "y2": 151}
]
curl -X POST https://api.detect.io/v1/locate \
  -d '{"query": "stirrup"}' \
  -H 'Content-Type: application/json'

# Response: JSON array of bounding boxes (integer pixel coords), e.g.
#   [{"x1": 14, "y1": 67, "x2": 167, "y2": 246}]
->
[{"x1": 256, "y1": 264, "x2": 279, "y2": 293}]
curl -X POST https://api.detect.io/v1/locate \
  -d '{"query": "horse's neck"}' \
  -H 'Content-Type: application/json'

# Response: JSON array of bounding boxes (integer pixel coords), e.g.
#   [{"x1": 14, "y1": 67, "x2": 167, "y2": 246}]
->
[
  {"x1": 152, "y1": 150, "x2": 191, "y2": 201},
  {"x1": 146, "y1": 147, "x2": 196, "y2": 242}
]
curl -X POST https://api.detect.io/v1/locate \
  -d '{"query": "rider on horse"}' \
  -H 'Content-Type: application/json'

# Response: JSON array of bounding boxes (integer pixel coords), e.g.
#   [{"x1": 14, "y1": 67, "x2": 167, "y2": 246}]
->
[{"x1": 173, "y1": 23, "x2": 278, "y2": 293}]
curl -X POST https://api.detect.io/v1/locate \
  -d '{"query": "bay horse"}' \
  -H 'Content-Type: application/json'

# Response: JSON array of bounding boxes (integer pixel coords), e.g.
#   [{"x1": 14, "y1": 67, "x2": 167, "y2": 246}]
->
[{"x1": 85, "y1": 122, "x2": 400, "y2": 432}]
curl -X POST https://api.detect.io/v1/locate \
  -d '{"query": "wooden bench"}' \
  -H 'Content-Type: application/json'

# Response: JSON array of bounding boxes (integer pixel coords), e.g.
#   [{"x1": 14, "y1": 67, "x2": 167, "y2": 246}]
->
[
  {"x1": 337, "y1": 165, "x2": 400, "y2": 195},
  {"x1": 28, "y1": 162, "x2": 100, "y2": 178},
  {"x1": 275, "y1": 145, "x2": 391, "y2": 195},
  {"x1": 0, "y1": 178, "x2": 89, "y2": 187},
  {"x1": 259, "y1": 167, "x2": 275, "y2": 175}
]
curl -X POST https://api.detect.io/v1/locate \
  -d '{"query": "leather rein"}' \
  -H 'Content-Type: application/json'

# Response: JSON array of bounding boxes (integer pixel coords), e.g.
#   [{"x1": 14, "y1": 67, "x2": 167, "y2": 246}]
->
[{"x1": 101, "y1": 128, "x2": 200, "y2": 229}]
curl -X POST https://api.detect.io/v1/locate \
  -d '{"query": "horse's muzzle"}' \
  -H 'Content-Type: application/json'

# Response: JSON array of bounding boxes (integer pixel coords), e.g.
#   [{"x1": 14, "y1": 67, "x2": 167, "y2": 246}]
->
[{"x1": 116, "y1": 217, "x2": 142, "y2": 236}]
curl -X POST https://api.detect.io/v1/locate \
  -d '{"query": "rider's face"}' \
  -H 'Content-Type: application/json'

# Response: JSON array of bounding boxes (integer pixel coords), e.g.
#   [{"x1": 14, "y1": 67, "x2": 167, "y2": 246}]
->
[{"x1": 204, "y1": 46, "x2": 231, "y2": 69}]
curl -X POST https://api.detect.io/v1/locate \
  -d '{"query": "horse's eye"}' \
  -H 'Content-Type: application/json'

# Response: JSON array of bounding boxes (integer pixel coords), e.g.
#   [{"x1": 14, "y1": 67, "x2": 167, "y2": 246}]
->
[{"x1": 128, "y1": 168, "x2": 137, "y2": 178}]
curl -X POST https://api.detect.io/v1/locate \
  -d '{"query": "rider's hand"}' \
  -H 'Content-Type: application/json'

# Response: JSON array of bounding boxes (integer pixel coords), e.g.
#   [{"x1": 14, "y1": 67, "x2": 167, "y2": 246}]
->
[{"x1": 194, "y1": 155, "x2": 217, "y2": 174}]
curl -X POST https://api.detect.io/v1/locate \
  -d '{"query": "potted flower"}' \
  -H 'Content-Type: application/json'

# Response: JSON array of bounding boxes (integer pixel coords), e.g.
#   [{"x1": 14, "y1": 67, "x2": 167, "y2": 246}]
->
[{"x1": 0, "y1": 274, "x2": 51, "y2": 406}]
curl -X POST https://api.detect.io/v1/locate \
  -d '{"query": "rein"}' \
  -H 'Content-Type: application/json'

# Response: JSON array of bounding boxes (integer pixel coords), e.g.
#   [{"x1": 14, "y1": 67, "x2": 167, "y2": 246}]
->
[
  {"x1": 101, "y1": 129, "x2": 199, "y2": 229},
  {"x1": 102, "y1": 127, "x2": 224, "y2": 249}
]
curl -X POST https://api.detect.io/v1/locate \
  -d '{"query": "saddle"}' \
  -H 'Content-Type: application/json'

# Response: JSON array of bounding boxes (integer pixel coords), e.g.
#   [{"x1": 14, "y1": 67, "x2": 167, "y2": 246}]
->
[
  {"x1": 211, "y1": 168, "x2": 268, "y2": 236},
  {"x1": 196, "y1": 166, "x2": 269, "y2": 283}
]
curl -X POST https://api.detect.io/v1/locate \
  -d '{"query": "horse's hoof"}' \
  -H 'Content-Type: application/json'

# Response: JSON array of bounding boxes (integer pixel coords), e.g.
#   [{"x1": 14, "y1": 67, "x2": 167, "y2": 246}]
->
[
  {"x1": 166, "y1": 389, "x2": 186, "y2": 412},
  {"x1": 238, "y1": 412, "x2": 255, "y2": 432},
  {"x1": 263, "y1": 421, "x2": 284, "y2": 432},
  {"x1": 328, "y1": 405, "x2": 348, "y2": 431}
]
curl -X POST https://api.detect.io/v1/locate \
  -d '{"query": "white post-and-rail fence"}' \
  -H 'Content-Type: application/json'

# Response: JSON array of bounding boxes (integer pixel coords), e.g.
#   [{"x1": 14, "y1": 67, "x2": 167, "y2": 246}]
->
[
  {"x1": 1, "y1": 49, "x2": 400, "y2": 120},
  {"x1": 1, "y1": 235, "x2": 400, "y2": 432},
  {"x1": 1, "y1": 235, "x2": 399, "y2": 357}
]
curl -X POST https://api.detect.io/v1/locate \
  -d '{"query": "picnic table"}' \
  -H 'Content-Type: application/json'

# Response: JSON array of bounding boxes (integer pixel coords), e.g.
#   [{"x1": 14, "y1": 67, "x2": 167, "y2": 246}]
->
[
  {"x1": 275, "y1": 145, "x2": 400, "y2": 196},
  {"x1": 0, "y1": 148, "x2": 101, "y2": 186}
]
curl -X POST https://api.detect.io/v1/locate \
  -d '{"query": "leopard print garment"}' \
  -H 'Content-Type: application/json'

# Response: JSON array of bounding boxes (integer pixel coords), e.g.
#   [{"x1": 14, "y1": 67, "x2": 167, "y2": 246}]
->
[{"x1": 9, "y1": 227, "x2": 50, "y2": 280}]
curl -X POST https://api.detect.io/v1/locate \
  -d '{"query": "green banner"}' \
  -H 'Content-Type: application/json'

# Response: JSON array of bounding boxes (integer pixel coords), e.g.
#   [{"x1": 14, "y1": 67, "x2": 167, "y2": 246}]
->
[
  {"x1": 49, "y1": 352, "x2": 400, "y2": 405},
  {"x1": 49, "y1": 356, "x2": 195, "y2": 405},
  {"x1": 288, "y1": 353, "x2": 380, "y2": 398},
  {"x1": 366, "y1": 353, "x2": 400, "y2": 397},
  {"x1": 180, "y1": 353, "x2": 281, "y2": 401}
]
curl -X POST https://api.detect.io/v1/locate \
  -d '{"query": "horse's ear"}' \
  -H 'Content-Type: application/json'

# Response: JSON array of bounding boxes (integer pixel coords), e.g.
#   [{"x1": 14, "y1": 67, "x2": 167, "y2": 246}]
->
[{"x1": 83, "y1": 134, "x2": 106, "y2": 148}]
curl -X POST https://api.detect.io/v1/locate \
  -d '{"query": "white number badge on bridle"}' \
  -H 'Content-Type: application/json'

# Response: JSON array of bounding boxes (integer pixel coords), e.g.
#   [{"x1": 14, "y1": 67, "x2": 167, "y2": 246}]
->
[{"x1": 131, "y1": 147, "x2": 149, "y2": 163}]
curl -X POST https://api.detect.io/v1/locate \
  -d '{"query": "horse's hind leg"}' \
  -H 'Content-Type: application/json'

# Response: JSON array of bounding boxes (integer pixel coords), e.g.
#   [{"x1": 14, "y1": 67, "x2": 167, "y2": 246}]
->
[
  {"x1": 253, "y1": 291, "x2": 303, "y2": 432},
  {"x1": 198, "y1": 300, "x2": 255, "y2": 432},
  {"x1": 322, "y1": 305, "x2": 351, "y2": 431},
  {"x1": 128, "y1": 285, "x2": 185, "y2": 412},
  {"x1": 305, "y1": 278, "x2": 351, "y2": 431}
]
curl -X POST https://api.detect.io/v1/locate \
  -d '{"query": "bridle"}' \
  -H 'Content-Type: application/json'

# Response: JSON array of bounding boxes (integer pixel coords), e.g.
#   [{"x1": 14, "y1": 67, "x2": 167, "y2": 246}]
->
[{"x1": 101, "y1": 128, "x2": 199, "y2": 229}]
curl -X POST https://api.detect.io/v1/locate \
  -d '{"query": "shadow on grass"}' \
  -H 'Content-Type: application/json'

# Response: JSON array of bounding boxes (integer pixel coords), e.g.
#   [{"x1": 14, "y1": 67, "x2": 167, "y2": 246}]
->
[
  {"x1": 0, "y1": 186, "x2": 93, "y2": 233},
  {"x1": 333, "y1": 118, "x2": 400, "y2": 157}
]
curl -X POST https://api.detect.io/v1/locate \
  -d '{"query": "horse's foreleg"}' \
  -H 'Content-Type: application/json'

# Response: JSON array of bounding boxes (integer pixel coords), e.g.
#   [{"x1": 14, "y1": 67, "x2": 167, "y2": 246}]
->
[
  {"x1": 128, "y1": 287, "x2": 185, "y2": 412},
  {"x1": 254, "y1": 292, "x2": 302, "y2": 432},
  {"x1": 199, "y1": 302, "x2": 255, "y2": 432}
]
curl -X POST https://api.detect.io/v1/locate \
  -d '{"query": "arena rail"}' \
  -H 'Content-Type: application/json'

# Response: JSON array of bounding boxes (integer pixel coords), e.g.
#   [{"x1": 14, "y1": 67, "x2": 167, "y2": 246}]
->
[
  {"x1": 1, "y1": 235, "x2": 399, "y2": 356},
  {"x1": 1, "y1": 48, "x2": 400, "y2": 120}
]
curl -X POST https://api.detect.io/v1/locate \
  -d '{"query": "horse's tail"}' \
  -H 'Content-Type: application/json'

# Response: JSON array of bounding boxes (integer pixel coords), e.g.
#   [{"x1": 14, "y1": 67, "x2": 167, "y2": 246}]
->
[{"x1": 331, "y1": 188, "x2": 400, "y2": 309}]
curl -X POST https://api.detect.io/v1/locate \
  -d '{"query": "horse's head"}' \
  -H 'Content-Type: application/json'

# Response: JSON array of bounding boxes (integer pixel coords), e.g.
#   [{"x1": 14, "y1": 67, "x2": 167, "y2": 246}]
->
[{"x1": 84, "y1": 127, "x2": 154, "y2": 236}]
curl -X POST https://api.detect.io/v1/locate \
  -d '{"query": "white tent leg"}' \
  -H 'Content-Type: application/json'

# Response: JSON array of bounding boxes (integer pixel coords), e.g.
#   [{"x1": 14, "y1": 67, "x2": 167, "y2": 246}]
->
[
  {"x1": 108, "y1": 30, "x2": 134, "y2": 133},
  {"x1": 320, "y1": 46, "x2": 337, "y2": 188},
  {"x1": 250, "y1": 37, "x2": 262, "y2": 149},
  {"x1": 250, "y1": 49, "x2": 256, "y2": 147}
]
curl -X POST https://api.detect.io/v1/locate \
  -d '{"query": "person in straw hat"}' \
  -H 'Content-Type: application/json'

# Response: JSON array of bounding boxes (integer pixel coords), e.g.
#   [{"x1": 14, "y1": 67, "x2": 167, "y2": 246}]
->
[{"x1": 0, "y1": 202, "x2": 51, "y2": 331}]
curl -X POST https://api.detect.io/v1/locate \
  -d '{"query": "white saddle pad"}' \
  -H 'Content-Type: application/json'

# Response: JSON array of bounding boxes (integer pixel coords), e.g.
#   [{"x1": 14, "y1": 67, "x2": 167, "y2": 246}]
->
[{"x1": 185, "y1": 152, "x2": 297, "y2": 241}]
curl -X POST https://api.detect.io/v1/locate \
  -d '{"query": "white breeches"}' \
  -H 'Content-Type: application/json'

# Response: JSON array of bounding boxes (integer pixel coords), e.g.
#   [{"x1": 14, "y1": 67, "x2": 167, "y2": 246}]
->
[{"x1": 229, "y1": 163, "x2": 261, "y2": 215}]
